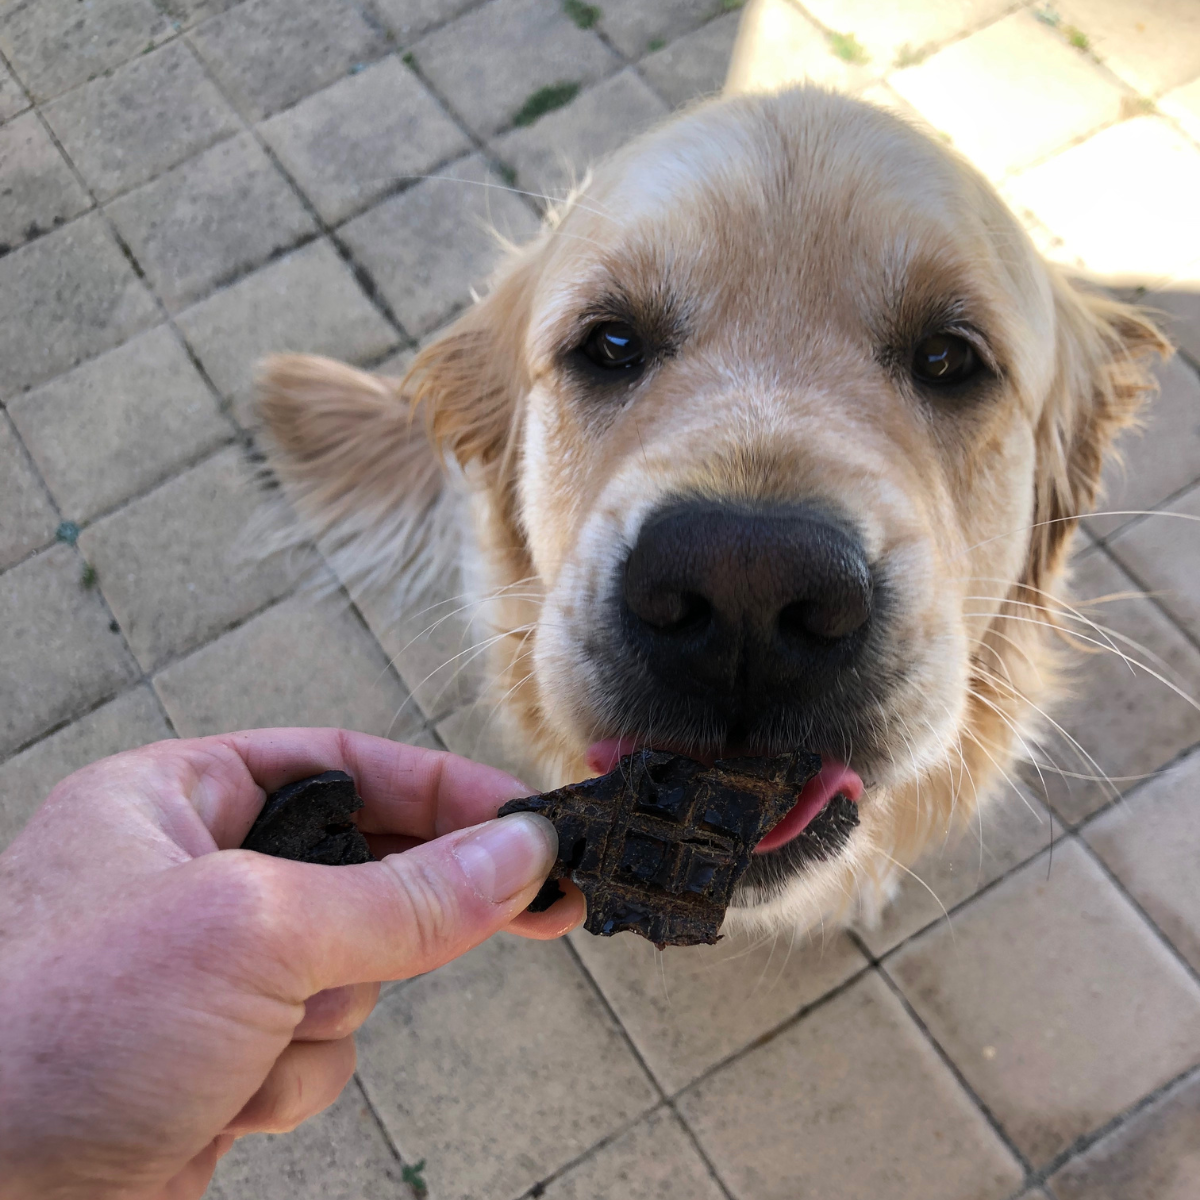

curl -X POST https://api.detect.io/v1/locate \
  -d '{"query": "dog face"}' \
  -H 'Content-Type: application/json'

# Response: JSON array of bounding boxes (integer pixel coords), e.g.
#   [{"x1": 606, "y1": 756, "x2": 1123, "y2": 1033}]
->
[{"x1": 260, "y1": 89, "x2": 1165, "y2": 933}]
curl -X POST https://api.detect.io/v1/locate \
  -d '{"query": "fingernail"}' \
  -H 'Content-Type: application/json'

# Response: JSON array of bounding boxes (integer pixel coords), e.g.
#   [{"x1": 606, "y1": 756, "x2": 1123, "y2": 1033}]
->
[{"x1": 452, "y1": 813, "x2": 558, "y2": 904}]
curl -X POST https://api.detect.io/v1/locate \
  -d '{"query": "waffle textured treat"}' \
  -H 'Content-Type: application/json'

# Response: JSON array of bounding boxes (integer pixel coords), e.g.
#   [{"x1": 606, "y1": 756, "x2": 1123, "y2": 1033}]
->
[
  {"x1": 241, "y1": 770, "x2": 374, "y2": 865},
  {"x1": 498, "y1": 750, "x2": 821, "y2": 948}
]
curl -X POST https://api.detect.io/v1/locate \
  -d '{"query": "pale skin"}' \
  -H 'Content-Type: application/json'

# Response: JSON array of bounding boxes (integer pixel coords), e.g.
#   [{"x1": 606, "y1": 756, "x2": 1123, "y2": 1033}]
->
[{"x1": 0, "y1": 727, "x2": 585, "y2": 1200}]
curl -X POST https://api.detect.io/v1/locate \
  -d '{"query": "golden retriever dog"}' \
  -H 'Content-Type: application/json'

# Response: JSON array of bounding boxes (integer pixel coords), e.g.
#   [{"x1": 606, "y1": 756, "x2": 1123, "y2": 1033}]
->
[{"x1": 255, "y1": 87, "x2": 1167, "y2": 936}]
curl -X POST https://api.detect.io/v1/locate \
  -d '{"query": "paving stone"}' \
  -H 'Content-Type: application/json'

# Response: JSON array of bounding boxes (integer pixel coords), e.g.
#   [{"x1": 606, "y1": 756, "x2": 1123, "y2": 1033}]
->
[
  {"x1": 639, "y1": 12, "x2": 742, "y2": 110},
  {"x1": 107, "y1": 132, "x2": 317, "y2": 313},
  {"x1": 1140, "y1": 286, "x2": 1200, "y2": 365},
  {"x1": 1050, "y1": 1068, "x2": 1200, "y2": 1200},
  {"x1": 1005, "y1": 117, "x2": 1200, "y2": 286},
  {"x1": 259, "y1": 55, "x2": 470, "y2": 225},
  {"x1": 1086, "y1": 352, "x2": 1200, "y2": 539},
  {"x1": 0, "y1": 110, "x2": 90, "y2": 251},
  {"x1": 0, "y1": 685, "x2": 171, "y2": 851},
  {"x1": 1021, "y1": 549, "x2": 1200, "y2": 824},
  {"x1": 354, "y1": 566, "x2": 488, "y2": 724},
  {"x1": 571, "y1": 923, "x2": 866, "y2": 1093},
  {"x1": 78, "y1": 446, "x2": 297, "y2": 673},
  {"x1": 679, "y1": 970, "x2": 1023, "y2": 1200},
  {"x1": 176, "y1": 239, "x2": 397, "y2": 426},
  {"x1": 1159, "y1": 76, "x2": 1200, "y2": 146},
  {"x1": 355, "y1": 933, "x2": 658, "y2": 1200},
  {"x1": 0, "y1": 413, "x2": 57, "y2": 570},
  {"x1": 595, "y1": 0, "x2": 719, "y2": 60},
  {"x1": 372, "y1": 346, "x2": 416, "y2": 376},
  {"x1": 492, "y1": 69, "x2": 668, "y2": 199},
  {"x1": 1055, "y1": 0, "x2": 1200, "y2": 99},
  {"x1": 8, "y1": 324, "x2": 231, "y2": 523},
  {"x1": 0, "y1": 58, "x2": 29, "y2": 121},
  {"x1": 435, "y1": 700, "x2": 548, "y2": 791},
  {"x1": 157, "y1": 0, "x2": 241, "y2": 27},
  {"x1": 889, "y1": 839, "x2": 1200, "y2": 1166},
  {"x1": 340, "y1": 153, "x2": 539, "y2": 338},
  {"x1": 153, "y1": 591, "x2": 426, "y2": 739},
  {"x1": 410, "y1": 0, "x2": 620, "y2": 138},
  {"x1": 540, "y1": 1107, "x2": 725, "y2": 1200},
  {"x1": 207, "y1": 1078, "x2": 405, "y2": 1200},
  {"x1": 1107, "y1": 483, "x2": 1200, "y2": 639},
  {"x1": 801, "y1": 0, "x2": 1015, "y2": 70},
  {"x1": 368, "y1": 0, "x2": 481, "y2": 43},
  {"x1": 43, "y1": 40, "x2": 239, "y2": 202},
  {"x1": 1085, "y1": 746, "x2": 1200, "y2": 976},
  {"x1": 0, "y1": 212, "x2": 159, "y2": 400},
  {"x1": 858, "y1": 787, "x2": 1058, "y2": 957},
  {"x1": 0, "y1": 0, "x2": 173, "y2": 102},
  {"x1": 888, "y1": 11, "x2": 1126, "y2": 181},
  {"x1": 188, "y1": 0, "x2": 389, "y2": 121},
  {"x1": 0, "y1": 544, "x2": 139, "y2": 757},
  {"x1": 724, "y1": 0, "x2": 873, "y2": 97}
]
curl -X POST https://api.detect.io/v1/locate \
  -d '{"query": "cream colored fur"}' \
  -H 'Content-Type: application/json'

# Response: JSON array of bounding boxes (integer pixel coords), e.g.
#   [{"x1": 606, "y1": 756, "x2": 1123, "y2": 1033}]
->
[{"x1": 254, "y1": 88, "x2": 1168, "y2": 936}]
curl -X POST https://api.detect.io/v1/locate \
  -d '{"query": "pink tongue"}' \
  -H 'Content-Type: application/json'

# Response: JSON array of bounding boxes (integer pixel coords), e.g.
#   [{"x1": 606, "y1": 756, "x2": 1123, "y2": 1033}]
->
[
  {"x1": 582, "y1": 739, "x2": 862, "y2": 853},
  {"x1": 752, "y1": 760, "x2": 862, "y2": 853}
]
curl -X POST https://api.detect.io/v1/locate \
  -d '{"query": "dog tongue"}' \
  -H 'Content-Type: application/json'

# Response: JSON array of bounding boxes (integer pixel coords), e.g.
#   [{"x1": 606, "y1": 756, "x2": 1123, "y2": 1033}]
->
[
  {"x1": 582, "y1": 739, "x2": 862, "y2": 853},
  {"x1": 752, "y1": 760, "x2": 862, "y2": 853}
]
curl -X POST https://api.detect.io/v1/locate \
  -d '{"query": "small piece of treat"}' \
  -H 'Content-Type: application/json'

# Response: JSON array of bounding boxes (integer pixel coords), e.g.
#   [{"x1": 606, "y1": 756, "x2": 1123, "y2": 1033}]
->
[
  {"x1": 241, "y1": 770, "x2": 374, "y2": 865},
  {"x1": 498, "y1": 750, "x2": 820, "y2": 948}
]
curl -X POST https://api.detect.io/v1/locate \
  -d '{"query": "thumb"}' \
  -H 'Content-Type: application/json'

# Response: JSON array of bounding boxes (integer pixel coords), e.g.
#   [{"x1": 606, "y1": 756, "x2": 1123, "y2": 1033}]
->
[{"x1": 258, "y1": 812, "x2": 560, "y2": 993}]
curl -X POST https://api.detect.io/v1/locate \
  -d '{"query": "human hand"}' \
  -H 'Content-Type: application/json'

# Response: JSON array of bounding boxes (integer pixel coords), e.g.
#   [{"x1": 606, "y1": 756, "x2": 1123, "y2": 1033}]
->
[{"x1": 0, "y1": 727, "x2": 583, "y2": 1199}]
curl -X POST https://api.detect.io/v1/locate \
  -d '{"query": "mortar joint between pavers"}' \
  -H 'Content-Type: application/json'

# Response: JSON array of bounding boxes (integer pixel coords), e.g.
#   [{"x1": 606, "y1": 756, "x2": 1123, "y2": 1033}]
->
[
  {"x1": 1089, "y1": 539, "x2": 1200, "y2": 687},
  {"x1": 362, "y1": 0, "x2": 494, "y2": 52},
  {"x1": 1071, "y1": 732, "x2": 1200, "y2": 830},
  {"x1": 1074, "y1": 828, "x2": 1200, "y2": 994},
  {"x1": 656, "y1": 955, "x2": 873, "y2": 1106},
  {"x1": 0, "y1": 438, "x2": 238, "y2": 575},
  {"x1": 2, "y1": 537, "x2": 177, "y2": 754},
  {"x1": 346, "y1": 1071, "x2": 432, "y2": 1199},
  {"x1": 510, "y1": 1098, "x2": 678, "y2": 1200},
  {"x1": 0, "y1": 408, "x2": 63, "y2": 564},
  {"x1": 379, "y1": 44, "x2": 548, "y2": 223},
  {"x1": 2, "y1": 25, "x2": 193, "y2": 110},
  {"x1": 8, "y1": 55, "x2": 246, "y2": 479},
  {"x1": 663, "y1": 1099, "x2": 740, "y2": 1200},
  {"x1": 872, "y1": 956, "x2": 1036, "y2": 1178},
  {"x1": 868, "y1": 834, "x2": 1083, "y2": 973},
  {"x1": 173, "y1": 35, "x2": 417, "y2": 354},
  {"x1": 1019, "y1": 1059, "x2": 1200, "y2": 1193}
]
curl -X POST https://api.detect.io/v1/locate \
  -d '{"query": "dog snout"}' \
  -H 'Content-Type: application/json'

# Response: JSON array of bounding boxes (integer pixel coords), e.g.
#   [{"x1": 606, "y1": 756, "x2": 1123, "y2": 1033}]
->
[{"x1": 621, "y1": 502, "x2": 873, "y2": 698}]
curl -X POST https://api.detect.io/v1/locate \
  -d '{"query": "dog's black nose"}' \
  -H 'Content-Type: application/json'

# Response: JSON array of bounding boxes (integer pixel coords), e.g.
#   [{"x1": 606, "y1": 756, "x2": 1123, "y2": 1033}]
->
[{"x1": 621, "y1": 502, "x2": 873, "y2": 698}]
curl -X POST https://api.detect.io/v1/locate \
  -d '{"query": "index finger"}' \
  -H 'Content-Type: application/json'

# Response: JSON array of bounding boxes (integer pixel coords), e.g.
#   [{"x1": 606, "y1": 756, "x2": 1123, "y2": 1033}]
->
[{"x1": 196, "y1": 727, "x2": 532, "y2": 849}]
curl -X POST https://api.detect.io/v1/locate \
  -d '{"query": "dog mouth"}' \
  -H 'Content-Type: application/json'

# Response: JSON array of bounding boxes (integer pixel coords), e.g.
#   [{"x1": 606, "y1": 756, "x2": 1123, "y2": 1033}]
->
[{"x1": 584, "y1": 737, "x2": 864, "y2": 854}]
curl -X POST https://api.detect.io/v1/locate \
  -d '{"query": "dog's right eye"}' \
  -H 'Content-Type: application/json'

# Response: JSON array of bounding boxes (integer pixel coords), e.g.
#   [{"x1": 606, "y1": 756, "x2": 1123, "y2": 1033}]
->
[
  {"x1": 580, "y1": 322, "x2": 646, "y2": 371},
  {"x1": 911, "y1": 333, "x2": 978, "y2": 386}
]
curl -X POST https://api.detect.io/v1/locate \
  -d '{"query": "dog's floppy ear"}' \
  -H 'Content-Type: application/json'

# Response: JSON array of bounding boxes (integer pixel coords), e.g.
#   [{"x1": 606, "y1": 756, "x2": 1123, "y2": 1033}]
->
[
  {"x1": 405, "y1": 242, "x2": 542, "y2": 508},
  {"x1": 1023, "y1": 275, "x2": 1170, "y2": 591}
]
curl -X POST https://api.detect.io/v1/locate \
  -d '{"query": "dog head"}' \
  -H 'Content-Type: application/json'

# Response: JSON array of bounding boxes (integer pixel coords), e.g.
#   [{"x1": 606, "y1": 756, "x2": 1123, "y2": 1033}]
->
[{"x1": 259, "y1": 89, "x2": 1166, "y2": 931}]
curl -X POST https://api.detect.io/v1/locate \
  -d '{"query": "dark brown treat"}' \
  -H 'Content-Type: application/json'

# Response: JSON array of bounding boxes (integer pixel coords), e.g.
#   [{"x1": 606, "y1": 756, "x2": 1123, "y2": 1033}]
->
[
  {"x1": 498, "y1": 750, "x2": 821, "y2": 948},
  {"x1": 241, "y1": 770, "x2": 374, "y2": 865}
]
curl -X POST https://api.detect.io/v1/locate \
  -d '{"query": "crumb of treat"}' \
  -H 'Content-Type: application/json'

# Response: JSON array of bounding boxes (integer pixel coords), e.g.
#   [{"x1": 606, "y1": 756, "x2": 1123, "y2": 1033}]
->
[
  {"x1": 241, "y1": 770, "x2": 374, "y2": 865},
  {"x1": 498, "y1": 750, "x2": 821, "y2": 948}
]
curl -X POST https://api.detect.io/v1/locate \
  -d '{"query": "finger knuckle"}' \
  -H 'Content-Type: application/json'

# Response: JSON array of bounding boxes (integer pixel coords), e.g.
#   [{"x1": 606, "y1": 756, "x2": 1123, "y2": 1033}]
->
[{"x1": 387, "y1": 859, "x2": 465, "y2": 966}]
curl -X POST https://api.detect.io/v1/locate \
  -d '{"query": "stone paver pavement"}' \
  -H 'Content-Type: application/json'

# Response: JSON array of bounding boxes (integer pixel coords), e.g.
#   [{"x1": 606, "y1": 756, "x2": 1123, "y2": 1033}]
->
[{"x1": 2, "y1": 1, "x2": 1200, "y2": 1197}]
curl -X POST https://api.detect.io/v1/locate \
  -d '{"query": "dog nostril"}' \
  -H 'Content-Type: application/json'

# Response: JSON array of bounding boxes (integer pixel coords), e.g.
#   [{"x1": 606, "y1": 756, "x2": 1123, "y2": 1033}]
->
[
  {"x1": 631, "y1": 590, "x2": 712, "y2": 634},
  {"x1": 779, "y1": 598, "x2": 869, "y2": 642}
]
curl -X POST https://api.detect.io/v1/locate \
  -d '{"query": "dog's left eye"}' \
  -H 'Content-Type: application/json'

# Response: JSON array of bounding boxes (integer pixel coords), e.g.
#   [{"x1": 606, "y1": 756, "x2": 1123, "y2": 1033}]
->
[
  {"x1": 581, "y1": 322, "x2": 646, "y2": 371},
  {"x1": 912, "y1": 333, "x2": 978, "y2": 385}
]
